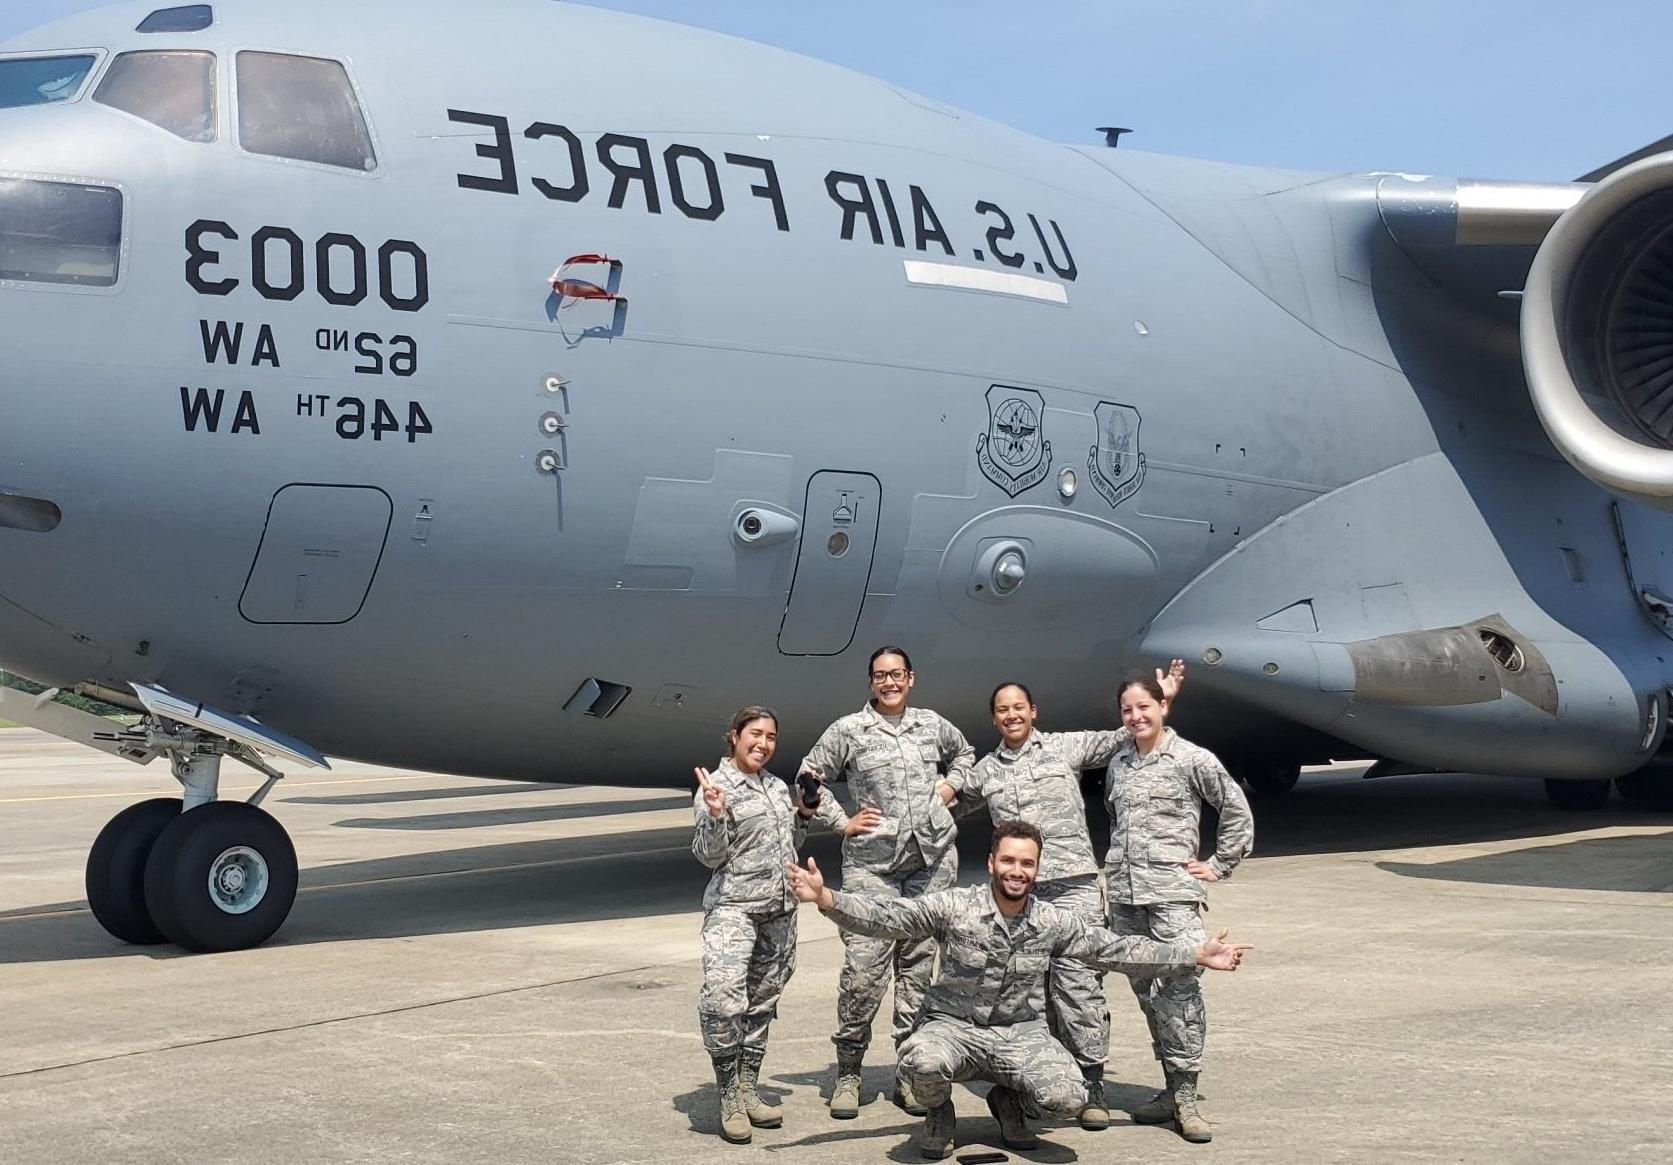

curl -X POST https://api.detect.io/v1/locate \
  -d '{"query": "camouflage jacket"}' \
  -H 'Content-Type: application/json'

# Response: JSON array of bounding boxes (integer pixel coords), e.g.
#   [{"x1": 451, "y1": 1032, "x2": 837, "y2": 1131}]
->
[
  {"x1": 822, "y1": 883, "x2": 1195, "y2": 1027},
  {"x1": 691, "y1": 758, "x2": 809, "y2": 913},
  {"x1": 957, "y1": 729, "x2": 1128, "y2": 881},
  {"x1": 798, "y1": 703, "x2": 974, "y2": 872},
  {"x1": 1103, "y1": 729, "x2": 1254, "y2": 906}
]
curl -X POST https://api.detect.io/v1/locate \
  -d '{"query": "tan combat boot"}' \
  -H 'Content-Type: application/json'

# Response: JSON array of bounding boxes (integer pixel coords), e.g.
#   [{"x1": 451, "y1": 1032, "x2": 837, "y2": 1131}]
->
[
  {"x1": 829, "y1": 1049, "x2": 863, "y2": 1119},
  {"x1": 918, "y1": 1097, "x2": 956, "y2": 1160},
  {"x1": 738, "y1": 1047, "x2": 782, "y2": 1129},
  {"x1": 1172, "y1": 1069, "x2": 1212, "y2": 1143},
  {"x1": 712, "y1": 1055, "x2": 751, "y2": 1144},
  {"x1": 1079, "y1": 1064, "x2": 1111, "y2": 1131},
  {"x1": 984, "y1": 1085, "x2": 1038, "y2": 1150},
  {"x1": 1129, "y1": 1067, "x2": 1177, "y2": 1125}
]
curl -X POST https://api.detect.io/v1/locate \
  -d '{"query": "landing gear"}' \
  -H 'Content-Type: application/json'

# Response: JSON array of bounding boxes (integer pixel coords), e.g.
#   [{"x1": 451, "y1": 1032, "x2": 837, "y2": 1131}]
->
[
  {"x1": 85, "y1": 797, "x2": 182, "y2": 944},
  {"x1": 1616, "y1": 765, "x2": 1673, "y2": 812},
  {"x1": 1543, "y1": 778, "x2": 1612, "y2": 810},
  {"x1": 1229, "y1": 756, "x2": 1302, "y2": 797},
  {"x1": 82, "y1": 713, "x2": 312, "y2": 952},
  {"x1": 143, "y1": 801, "x2": 298, "y2": 951}
]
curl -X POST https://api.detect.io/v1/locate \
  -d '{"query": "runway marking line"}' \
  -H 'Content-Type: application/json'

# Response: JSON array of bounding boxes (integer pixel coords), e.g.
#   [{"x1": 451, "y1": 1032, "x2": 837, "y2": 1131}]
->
[{"x1": 0, "y1": 843, "x2": 695, "y2": 923}]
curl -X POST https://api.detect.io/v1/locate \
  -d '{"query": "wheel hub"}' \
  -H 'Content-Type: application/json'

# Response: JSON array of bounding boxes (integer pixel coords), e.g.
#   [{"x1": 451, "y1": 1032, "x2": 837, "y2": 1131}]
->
[{"x1": 207, "y1": 846, "x2": 269, "y2": 914}]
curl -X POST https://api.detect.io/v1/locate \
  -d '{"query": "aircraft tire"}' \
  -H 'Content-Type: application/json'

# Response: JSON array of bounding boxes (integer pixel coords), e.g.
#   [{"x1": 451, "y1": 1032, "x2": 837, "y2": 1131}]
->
[
  {"x1": 143, "y1": 801, "x2": 299, "y2": 952},
  {"x1": 1542, "y1": 778, "x2": 1611, "y2": 811},
  {"x1": 1615, "y1": 769, "x2": 1673, "y2": 812},
  {"x1": 85, "y1": 797, "x2": 183, "y2": 945},
  {"x1": 1243, "y1": 759, "x2": 1301, "y2": 797}
]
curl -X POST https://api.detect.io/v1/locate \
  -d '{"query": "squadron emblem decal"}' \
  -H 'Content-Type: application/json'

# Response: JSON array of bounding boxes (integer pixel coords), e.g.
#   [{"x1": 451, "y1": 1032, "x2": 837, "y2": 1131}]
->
[
  {"x1": 976, "y1": 384, "x2": 1052, "y2": 497},
  {"x1": 1088, "y1": 401, "x2": 1146, "y2": 508}
]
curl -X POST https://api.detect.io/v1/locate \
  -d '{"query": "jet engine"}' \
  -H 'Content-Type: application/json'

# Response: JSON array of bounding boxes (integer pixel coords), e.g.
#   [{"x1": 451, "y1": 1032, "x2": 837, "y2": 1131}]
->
[{"x1": 1522, "y1": 152, "x2": 1673, "y2": 510}]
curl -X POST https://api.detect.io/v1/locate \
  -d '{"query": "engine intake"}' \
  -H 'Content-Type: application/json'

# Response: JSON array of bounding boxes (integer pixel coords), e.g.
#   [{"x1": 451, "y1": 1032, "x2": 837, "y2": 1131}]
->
[{"x1": 1523, "y1": 152, "x2": 1673, "y2": 508}]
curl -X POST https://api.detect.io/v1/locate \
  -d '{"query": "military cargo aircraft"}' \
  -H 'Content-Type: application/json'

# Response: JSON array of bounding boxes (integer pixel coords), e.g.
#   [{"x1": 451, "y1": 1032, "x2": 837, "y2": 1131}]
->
[{"x1": 3, "y1": 0, "x2": 1673, "y2": 952}]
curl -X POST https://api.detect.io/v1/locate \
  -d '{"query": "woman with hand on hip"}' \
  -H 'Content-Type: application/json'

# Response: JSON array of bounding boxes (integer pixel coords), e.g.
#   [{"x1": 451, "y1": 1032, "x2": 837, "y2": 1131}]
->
[
  {"x1": 1103, "y1": 673, "x2": 1254, "y2": 1144},
  {"x1": 795, "y1": 645, "x2": 972, "y2": 1119},
  {"x1": 951, "y1": 661, "x2": 1183, "y2": 1130}
]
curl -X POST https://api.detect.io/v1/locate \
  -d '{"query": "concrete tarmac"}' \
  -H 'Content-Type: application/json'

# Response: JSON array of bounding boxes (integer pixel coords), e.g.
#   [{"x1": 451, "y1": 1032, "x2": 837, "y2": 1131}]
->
[{"x1": 1, "y1": 727, "x2": 1670, "y2": 1163}]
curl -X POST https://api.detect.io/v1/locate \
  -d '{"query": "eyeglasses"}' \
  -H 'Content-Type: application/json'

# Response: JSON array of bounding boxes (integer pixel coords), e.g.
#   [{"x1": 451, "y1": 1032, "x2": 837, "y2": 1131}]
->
[{"x1": 869, "y1": 669, "x2": 910, "y2": 683}]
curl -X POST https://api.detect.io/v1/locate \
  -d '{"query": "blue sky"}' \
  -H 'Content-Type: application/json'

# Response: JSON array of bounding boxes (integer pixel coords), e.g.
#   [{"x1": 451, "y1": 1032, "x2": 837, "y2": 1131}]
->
[{"x1": 4, "y1": 0, "x2": 1666, "y2": 181}]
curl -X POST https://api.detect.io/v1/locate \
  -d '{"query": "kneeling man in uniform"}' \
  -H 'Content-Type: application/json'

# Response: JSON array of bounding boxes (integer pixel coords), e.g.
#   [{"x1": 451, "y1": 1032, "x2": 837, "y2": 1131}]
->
[{"x1": 787, "y1": 819, "x2": 1251, "y2": 1159}]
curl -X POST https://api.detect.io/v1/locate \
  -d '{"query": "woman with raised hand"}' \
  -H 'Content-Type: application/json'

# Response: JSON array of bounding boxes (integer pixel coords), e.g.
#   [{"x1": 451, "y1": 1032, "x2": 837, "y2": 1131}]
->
[
  {"x1": 689, "y1": 706, "x2": 811, "y2": 1145},
  {"x1": 692, "y1": 705, "x2": 879, "y2": 1144},
  {"x1": 1103, "y1": 673, "x2": 1254, "y2": 1144},
  {"x1": 951, "y1": 662, "x2": 1183, "y2": 1131}
]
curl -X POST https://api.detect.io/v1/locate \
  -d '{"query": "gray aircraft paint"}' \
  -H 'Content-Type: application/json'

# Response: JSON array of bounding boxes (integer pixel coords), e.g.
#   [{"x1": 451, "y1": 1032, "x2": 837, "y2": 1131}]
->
[{"x1": 1, "y1": 0, "x2": 1670, "y2": 788}]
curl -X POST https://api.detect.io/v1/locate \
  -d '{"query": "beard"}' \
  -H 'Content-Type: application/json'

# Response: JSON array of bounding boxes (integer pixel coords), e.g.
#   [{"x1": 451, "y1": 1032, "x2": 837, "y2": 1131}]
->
[{"x1": 991, "y1": 872, "x2": 1034, "y2": 903}]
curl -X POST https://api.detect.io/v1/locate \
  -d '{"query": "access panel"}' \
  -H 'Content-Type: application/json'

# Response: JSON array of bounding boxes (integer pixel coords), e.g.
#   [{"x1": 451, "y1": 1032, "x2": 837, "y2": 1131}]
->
[
  {"x1": 778, "y1": 471, "x2": 881, "y2": 656},
  {"x1": 239, "y1": 484, "x2": 392, "y2": 624}
]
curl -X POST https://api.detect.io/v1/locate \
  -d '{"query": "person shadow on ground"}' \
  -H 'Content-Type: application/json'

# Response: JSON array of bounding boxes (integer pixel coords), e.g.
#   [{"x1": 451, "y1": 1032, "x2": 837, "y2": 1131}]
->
[{"x1": 674, "y1": 1063, "x2": 1084, "y2": 1161}]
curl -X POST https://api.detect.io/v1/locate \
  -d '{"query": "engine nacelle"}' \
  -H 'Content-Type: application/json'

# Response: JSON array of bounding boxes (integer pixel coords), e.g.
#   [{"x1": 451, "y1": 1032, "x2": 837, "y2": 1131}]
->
[{"x1": 1523, "y1": 152, "x2": 1673, "y2": 510}]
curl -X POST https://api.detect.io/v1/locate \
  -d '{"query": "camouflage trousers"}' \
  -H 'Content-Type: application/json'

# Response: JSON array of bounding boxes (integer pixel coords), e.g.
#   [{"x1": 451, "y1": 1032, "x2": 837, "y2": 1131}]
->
[
  {"x1": 1034, "y1": 873, "x2": 1109, "y2": 1070},
  {"x1": 697, "y1": 905, "x2": 798, "y2": 1058},
  {"x1": 1109, "y1": 902, "x2": 1207, "y2": 1072},
  {"x1": 833, "y1": 843, "x2": 958, "y2": 1056},
  {"x1": 899, "y1": 1016, "x2": 1088, "y2": 1116}
]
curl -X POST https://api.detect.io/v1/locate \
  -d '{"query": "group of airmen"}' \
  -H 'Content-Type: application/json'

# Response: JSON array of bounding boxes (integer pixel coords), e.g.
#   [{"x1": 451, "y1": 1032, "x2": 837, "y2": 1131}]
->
[{"x1": 690, "y1": 645, "x2": 1256, "y2": 1158}]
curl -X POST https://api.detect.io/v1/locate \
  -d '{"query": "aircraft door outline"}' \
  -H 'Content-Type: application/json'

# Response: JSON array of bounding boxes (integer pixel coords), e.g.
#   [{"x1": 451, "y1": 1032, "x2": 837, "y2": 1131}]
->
[
  {"x1": 777, "y1": 471, "x2": 881, "y2": 656},
  {"x1": 238, "y1": 483, "x2": 394, "y2": 625}
]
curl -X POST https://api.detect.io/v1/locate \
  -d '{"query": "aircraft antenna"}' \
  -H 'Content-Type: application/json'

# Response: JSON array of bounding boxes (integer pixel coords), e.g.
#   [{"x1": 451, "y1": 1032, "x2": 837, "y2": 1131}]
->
[{"x1": 1097, "y1": 126, "x2": 1132, "y2": 148}]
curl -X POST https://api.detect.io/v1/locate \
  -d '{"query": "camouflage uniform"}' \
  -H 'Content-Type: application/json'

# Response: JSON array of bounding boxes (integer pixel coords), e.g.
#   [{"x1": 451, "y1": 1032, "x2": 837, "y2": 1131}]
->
[
  {"x1": 692, "y1": 757, "x2": 808, "y2": 1058},
  {"x1": 799, "y1": 703, "x2": 974, "y2": 1056},
  {"x1": 821, "y1": 883, "x2": 1196, "y2": 1114},
  {"x1": 1103, "y1": 728, "x2": 1253, "y2": 1073},
  {"x1": 956, "y1": 729, "x2": 1126, "y2": 1068}
]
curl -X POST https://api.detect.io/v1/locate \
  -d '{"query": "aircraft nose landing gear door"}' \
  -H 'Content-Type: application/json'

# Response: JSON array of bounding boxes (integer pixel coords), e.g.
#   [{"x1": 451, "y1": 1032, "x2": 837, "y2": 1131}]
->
[{"x1": 778, "y1": 471, "x2": 881, "y2": 656}]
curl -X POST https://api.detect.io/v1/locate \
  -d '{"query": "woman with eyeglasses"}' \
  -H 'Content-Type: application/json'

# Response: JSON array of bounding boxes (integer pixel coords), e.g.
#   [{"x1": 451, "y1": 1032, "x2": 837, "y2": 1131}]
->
[
  {"x1": 952, "y1": 663, "x2": 1183, "y2": 1131},
  {"x1": 795, "y1": 645, "x2": 974, "y2": 1120}
]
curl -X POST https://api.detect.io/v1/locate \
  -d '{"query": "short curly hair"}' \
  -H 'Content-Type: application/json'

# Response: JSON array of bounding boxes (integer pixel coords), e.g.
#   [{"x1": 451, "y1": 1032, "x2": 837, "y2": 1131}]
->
[{"x1": 990, "y1": 819, "x2": 1043, "y2": 857}]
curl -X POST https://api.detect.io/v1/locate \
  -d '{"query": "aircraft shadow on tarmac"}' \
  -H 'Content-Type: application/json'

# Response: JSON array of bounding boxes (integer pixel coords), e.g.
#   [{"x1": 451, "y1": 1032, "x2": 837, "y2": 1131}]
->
[
  {"x1": 1176, "y1": 770, "x2": 1673, "y2": 861},
  {"x1": 1377, "y1": 834, "x2": 1673, "y2": 892},
  {"x1": 324, "y1": 794, "x2": 693, "y2": 830},
  {"x1": 280, "y1": 781, "x2": 563, "y2": 806},
  {"x1": 3, "y1": 772, "x2": 1668, "y2": 965}
]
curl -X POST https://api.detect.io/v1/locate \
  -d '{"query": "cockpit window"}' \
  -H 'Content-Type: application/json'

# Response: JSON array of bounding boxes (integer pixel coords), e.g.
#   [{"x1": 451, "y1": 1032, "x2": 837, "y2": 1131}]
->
[
  {"x1": 236, "y1": 52, "x2": 375, "y2": 172},
  {"x1": 0, "y1": 54, "x2": 97, "y2": 109},
  {"x1": 0, "y1": 179, "x2": 123, "y2": 287},
  {"x1": 95, "y1": 51, "x2": 215, "y2": 142},
  {"x1": 138, "y1": 5, "x2": 214, "y2": 33}
]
